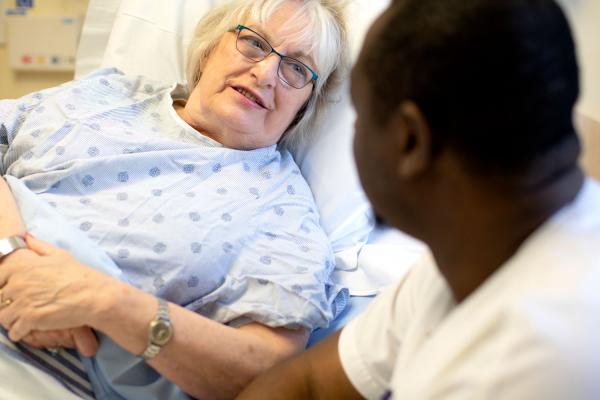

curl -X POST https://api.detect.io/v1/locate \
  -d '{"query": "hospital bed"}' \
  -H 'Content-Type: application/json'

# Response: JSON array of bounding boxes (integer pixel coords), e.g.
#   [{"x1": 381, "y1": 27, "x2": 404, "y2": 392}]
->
[
  {"x1": 73, "y1": 0, "x2": 426, "y2": 343},
  {"x1": 1, "y1": 1, "x2": 427, "y2": 399}
]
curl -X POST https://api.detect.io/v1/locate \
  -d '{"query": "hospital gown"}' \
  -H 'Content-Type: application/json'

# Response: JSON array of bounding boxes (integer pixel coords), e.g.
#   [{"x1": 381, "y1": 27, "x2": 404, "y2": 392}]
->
[{"x1": 0, "y1": 68, "x2": 347, "y2": 399}]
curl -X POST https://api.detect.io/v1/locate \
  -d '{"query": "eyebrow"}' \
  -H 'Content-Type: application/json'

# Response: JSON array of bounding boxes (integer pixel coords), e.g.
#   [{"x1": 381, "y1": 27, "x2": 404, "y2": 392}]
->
[{"x1": 247, "y1": 24, "x2": 317, "y2": 69}]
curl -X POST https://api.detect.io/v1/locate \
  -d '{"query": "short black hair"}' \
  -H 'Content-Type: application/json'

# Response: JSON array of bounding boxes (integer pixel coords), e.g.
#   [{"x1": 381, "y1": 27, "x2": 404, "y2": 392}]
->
[{"x1": 364, "y1": 0, "x2": 580, "y2": 171}]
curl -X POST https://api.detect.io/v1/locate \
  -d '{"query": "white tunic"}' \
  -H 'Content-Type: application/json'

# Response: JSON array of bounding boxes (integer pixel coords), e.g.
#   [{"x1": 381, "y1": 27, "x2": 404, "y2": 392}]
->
[{"x1": 340, "y1": 179, "x2": 600, "y2": 400}]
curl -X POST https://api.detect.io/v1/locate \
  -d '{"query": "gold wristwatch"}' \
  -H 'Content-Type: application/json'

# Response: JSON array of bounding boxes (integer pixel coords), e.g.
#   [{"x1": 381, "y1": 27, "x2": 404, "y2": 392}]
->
[
  {"x1": 0, "y1": 236, "x2": 26, "y2": 259},
  {"x1": 142, "y1": 298, "x2": 173, "y2": 359}
]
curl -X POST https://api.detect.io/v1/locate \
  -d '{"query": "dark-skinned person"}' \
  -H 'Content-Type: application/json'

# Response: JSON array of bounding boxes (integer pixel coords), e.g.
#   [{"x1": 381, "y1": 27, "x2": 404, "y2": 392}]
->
[{"x1": 237, "y1": 0, "x2": 600, "y2": 398}]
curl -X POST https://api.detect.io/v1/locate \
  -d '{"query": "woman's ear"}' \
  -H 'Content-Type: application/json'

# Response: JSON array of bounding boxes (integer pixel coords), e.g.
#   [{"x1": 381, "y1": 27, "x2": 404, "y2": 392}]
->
[{"x1": 389, "y1": 101, "x2": 432, "y2": 179}]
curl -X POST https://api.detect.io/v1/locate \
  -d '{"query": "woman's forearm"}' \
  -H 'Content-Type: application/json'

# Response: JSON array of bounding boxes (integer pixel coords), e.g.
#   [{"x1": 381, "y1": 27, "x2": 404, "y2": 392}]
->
[
  {"x1": 94, "y1": 282, "x2": 308, "y2": 399},
  {"x1": 0, "y1": 177, "x2": 26, "y2": 238}
]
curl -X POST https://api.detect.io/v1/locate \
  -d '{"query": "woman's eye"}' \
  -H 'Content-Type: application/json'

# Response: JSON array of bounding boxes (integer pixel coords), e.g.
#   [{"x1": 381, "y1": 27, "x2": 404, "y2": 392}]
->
[
  {"x1": 289, "y1": 62, "x2": 307, "y2": 77},
  {"x1": 246, "y1": 37, "x2": 267, "y2": 51}
]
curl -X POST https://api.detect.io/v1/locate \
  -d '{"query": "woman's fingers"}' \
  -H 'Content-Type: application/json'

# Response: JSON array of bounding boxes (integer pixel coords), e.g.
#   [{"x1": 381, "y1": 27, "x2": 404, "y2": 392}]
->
[
  {"x1": 23, "y1": 233, "x2": 55, "y2": 256},
  {"x1": 72, "y1": 327, "x2": 99, "y2": 356}
]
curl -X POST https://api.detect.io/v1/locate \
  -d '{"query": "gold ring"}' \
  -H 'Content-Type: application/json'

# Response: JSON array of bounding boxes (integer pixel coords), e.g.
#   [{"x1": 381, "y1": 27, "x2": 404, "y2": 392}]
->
[{"x1": 0, "y1": 298, "x2": 12, "y2": 307}]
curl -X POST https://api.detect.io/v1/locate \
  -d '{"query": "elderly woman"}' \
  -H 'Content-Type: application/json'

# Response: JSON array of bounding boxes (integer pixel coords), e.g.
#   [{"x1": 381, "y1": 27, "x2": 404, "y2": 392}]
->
[{"x1": 0, "y1": 0, "x2": 349, "y2": 398}]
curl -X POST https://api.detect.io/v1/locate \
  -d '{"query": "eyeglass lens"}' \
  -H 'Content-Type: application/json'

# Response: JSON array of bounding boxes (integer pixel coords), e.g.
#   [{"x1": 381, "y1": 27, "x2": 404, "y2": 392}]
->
[{"x1": 236, "y1": 29, "x2": 313, "y2": 89}]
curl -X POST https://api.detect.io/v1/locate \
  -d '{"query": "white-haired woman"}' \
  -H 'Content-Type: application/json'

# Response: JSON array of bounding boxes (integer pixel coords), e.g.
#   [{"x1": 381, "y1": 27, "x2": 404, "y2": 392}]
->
[{"x1": 0, "y1": 0, "x2": 349, "y2": 398}]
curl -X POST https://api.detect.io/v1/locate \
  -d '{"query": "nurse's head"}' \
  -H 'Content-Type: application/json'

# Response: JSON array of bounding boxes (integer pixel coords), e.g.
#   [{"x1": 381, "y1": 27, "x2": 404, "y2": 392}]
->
[
  {"x1": 352, "y1": 0, "x2": 580, "y2": 236},
  {"x1": 179, "y1": 0, "x2": 349, "y2": 151}
]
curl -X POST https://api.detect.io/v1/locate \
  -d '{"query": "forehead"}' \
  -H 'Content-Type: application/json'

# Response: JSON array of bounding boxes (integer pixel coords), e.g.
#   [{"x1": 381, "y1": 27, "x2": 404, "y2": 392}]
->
[{"x1": 242, "y1": 2, "x2": 316, "y2": 59}]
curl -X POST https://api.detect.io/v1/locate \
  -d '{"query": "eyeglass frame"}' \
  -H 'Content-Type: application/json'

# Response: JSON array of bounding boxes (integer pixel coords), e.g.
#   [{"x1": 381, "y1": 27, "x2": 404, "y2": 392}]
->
[{"x1": 230, "y1": 24, "x2": 318, "y2": 89}]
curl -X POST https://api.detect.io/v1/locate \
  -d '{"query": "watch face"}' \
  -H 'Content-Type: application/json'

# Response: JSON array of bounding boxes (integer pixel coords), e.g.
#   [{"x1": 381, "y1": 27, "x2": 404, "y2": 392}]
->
[{"x1": 150, "y1": 320, "x2": 173, "y2": 346}]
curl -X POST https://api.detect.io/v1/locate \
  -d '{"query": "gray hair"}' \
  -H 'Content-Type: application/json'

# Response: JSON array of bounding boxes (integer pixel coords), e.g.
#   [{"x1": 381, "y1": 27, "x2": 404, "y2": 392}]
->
[{"x1": 186, "y1": 0, "x2": 350, "y2": 151}]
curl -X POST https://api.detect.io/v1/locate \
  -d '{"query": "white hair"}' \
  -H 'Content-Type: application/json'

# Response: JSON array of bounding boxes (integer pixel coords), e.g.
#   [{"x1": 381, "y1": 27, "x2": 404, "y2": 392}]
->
[{"x1": 186, "y1": 0, "x2": 349, "y2": 151}]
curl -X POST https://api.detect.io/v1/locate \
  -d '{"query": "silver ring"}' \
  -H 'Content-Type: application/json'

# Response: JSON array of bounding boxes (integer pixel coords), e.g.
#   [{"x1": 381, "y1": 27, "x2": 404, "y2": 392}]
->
[{"x1": 47, "y1": 347, "x2": 61, "y2": 356}]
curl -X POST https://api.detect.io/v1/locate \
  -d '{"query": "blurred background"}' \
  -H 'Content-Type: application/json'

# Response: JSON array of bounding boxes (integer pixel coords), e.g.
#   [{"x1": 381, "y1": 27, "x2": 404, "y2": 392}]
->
[
  {"x1": 0, "y1": 0, "x2": 598, "y2": 178},
  {"x1": 0, "y1": 0, "x2": 89, "y2": 98}
]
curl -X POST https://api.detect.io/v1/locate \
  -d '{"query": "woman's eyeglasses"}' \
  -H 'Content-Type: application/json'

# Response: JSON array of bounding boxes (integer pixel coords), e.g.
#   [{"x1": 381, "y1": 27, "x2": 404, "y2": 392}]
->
[{"x1": 232, "y1": 24, "x2": 318, "y2": 89}]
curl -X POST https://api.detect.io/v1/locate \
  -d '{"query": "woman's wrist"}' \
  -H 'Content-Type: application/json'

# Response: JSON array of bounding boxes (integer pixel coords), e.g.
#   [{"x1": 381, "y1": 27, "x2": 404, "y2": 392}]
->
[{"x1": 89, "y1": 278, "x2": 158, "y2": 355}]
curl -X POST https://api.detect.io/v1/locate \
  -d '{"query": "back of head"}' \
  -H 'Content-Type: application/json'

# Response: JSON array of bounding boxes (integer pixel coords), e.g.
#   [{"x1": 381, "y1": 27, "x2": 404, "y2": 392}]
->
[
  {"x1": 365, "y1": 0, "x2": 580, "y2": 173},
  {"x1": 187, "y1": 0, "x2": 350, "y2": 152}
]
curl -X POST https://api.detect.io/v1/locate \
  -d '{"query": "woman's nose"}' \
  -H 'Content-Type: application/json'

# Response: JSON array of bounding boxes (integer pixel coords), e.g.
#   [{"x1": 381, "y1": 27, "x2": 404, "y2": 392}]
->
[{"x1": 252, "y1": 54, "x2": 280, "y2": 87}]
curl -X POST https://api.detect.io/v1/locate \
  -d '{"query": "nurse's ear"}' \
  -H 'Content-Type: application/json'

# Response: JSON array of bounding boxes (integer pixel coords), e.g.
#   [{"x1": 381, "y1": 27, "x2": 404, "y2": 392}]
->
[{"x1": 388, "y1": 101, "x2": 432, "y2": 179}]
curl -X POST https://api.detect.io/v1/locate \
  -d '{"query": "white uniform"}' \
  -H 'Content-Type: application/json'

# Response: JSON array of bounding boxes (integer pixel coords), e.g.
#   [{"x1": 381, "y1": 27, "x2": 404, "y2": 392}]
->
[{"x1": 339, "y1": 178, "x2": 600, "y2": 400}]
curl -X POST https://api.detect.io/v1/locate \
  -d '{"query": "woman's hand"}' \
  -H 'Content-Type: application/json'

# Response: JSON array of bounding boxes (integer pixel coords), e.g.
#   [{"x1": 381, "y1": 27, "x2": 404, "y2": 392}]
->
[
  {"x1": 0, "y1": 234, "x2": 116, "y2": 344},
  {"x1": 22, "y1": 327, "x2": 99, "y2": 357}
]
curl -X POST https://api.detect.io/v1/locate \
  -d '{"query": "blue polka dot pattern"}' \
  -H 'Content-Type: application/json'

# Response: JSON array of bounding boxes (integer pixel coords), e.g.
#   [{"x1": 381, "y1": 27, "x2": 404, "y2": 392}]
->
[
  {"x1": 80, "y1": 221, "x2": 92, "y2": 231},
  {"x1": 291, "y1": 284, "x2": 303, "y2": 293},
  {"x1": 249, "y1": 187, "x2": 260, "y2": 198},
  {"x1": 190, "y1": 242, "x2": 202, "y2": 254},
  {"x1": 212, "y1": 163, "x2": 222, "y2": 173},
  {"x1": 82, "y1": 175, "x2": 95, "y2": 187},
  {"x1": 153, "y1": 214, "x2": 165, "y2": 223},
  {"x1": 260, "y1": 255, "x2": 272, "y2": 265},
  {"x1": 183, "y1": 164, "x2": 194, "y2": 174},
  {"x1": 149, "y1": 167, "x2": 161, "y2": 177},
  {"x1": 217, "y1": 187, "x2": 227, "y2": 195},
  {"x1": 274, "y1": 206, "x2": 285, "y2": 216},
  {"x1": 189, "y1": 212, "x2": 201, "y2": 222},
  {"x1": 51, "y1": 181, "x2": 61, "y2": 190},
  {"x1": 221, "y1": 213, "x2": 232, "y2": 222},
  {"x1": 222, "y1": 242, "x2": 233, "y2": 253},
  {"x1": 287, "y1": 185, "x2": 296, "y2": 195},
  {"x1": 99, "y1": 78, "x2": 109, "y2": 86},
  {"x1": 243, "y1": 163, "x2": 251, "y2": 172},
  {"x1": 187, "y1": 276, "x2": 199, "y2": 288},
  {"x1": 79, "y1": 198, "x2": 91, "y2": 205},
  {"x1": 88, "y1": 146, "x2": 99, "y2": 157},
  {"x1": 153, "y1": 243, "x2": 167, "y2": 254},
  {"x1": 261, "y1": 170, "x2": 272, "y2": 179},
  {"x1": 118, "y1": 171, "x2": 129, "y2": 182},
  {"x1": 152, "y1": 189, "x2": 162, "y2": 196},
  {"x1": 65, "y1": 104, "x2": 76, "y2": 111},
  {"x1": 265, "y1": 232, "x2": 277, "y2": 241}
]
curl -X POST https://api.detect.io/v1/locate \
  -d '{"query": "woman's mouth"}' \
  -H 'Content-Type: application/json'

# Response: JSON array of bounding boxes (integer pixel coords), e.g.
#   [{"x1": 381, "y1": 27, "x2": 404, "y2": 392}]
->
[{"x1": 233, "y1": 87, "x2": 266, "y2": 109}]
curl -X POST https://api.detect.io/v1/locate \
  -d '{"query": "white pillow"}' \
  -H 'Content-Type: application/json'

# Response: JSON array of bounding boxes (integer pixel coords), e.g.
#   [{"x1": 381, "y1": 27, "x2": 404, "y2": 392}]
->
[{"x1": 75, "y1": 0, "x2": 391, "y2": 272}]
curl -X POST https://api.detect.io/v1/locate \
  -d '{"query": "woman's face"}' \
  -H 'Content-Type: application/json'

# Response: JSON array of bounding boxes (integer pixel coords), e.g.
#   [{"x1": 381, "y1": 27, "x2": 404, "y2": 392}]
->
[{"x1": 179, "y1": 2, "x2": 315, "y2": 150}]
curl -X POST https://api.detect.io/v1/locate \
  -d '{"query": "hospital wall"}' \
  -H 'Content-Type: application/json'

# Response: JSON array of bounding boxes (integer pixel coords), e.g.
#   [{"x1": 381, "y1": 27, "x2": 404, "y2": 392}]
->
[
  {"x1": 558, "y1": 0, "x2": 600, "y2": 180},
  {"x1": 0, "y1": 0, "x2": 89, "y2": 99}
]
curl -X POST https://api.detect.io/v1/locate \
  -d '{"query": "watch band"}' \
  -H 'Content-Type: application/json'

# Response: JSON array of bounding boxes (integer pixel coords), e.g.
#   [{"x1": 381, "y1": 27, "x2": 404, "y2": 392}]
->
[
  {"x1": 142, "y1": 298, "x2": 173, "y2": 360},
  {"x1": 0, "y1": 236, "x2": 26, "y2": 259}
]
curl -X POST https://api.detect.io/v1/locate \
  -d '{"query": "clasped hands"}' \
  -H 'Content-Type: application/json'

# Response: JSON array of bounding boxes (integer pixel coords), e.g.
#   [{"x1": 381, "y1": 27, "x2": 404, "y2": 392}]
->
[{"x1": 0, "y1": 234, "x2": 112, "y2": 357}]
